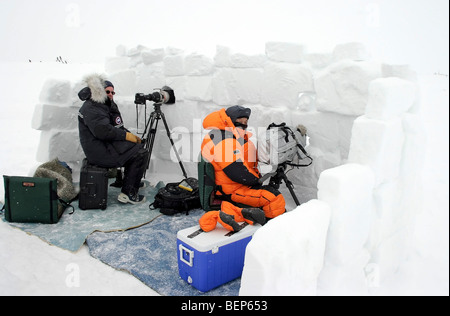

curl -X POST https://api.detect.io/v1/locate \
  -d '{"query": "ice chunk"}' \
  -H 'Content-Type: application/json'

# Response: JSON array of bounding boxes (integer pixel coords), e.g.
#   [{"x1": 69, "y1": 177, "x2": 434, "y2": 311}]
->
[
  {"x1": 32, "y1": 104, "x2": 78, "y2": 131},
  {"x1": 109, "y1": 70, "x2": 137, "y2": 97},
  {"x1": 39, "y1": 79, "x2": 72, "y2": 106},
  {"x1": 212, "y1": 68, "x2": 263, "y2": 105},
  {"x1": 185, "y1": 76, "x2": 212, "y2": 102},
  {"x1": 317, "y1": 163, "x2": 375, "y2": 265},
  {"x1": 105, "y1": 57, "x2": 130, "y2": 74},
  {"x1": 265, "y1": 42, "x2": 306, "y2": 64},
  {"x1": 164, "y1": 54, "x2": 185, "y2": 76},
  {"x1": 141, "y1": 48, "x2": 165, "y2": 65},
  {"x1": 230, "y1": 53, "x2": 267, "y2": 68},
  {"x1": 36, "y1": 130, "x2": 84, "y2": 163},
  {"x1": 135, "y1": 63, "x2": 165, "y2": 93},
  {"x1": 240, "y1": 200, "x2": 331, "y2": 296},
  {"x1": 214, "y1": 45, "x2": 231, "y2": 67},
  {"x1": 332, "y1": 42, "x2": 370, "y2": 62},
  {"x1": 365, "y1": 77, "x2": 417, "y2": 120},
  {"x1": 315, "y1": 60, "x2": 381, "y2": 116},
  {"x1": 348, "y1": 116, "x2": 404, "y2": 185},
  {"x1": 185, "y1": 53, "x2": 214, "y2": 76},
  {"x1": 261, "y1": 62, "x2": 314, "y2": 109}
]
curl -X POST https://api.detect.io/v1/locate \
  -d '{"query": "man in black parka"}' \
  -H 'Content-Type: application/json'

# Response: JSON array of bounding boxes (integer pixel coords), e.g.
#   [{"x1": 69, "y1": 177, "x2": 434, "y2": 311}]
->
[{"x1": 78, "y1": 74, "x2": 147, "y2": 204}]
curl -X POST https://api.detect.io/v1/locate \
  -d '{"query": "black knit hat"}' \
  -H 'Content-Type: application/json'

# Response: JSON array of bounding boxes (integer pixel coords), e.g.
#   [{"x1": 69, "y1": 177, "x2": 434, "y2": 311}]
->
[
  {"x1": 226, "y1": 105, "x2": 251, "y2": 122},
  {"x1": 104, "y1": 80, "x2": 114, "y2": 89}
]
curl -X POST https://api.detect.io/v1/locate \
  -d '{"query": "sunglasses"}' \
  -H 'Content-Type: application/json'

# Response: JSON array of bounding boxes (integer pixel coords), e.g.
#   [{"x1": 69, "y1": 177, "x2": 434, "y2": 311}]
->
[{"x1": 106, "y1": 90, "x2": 116, "y2": 95}]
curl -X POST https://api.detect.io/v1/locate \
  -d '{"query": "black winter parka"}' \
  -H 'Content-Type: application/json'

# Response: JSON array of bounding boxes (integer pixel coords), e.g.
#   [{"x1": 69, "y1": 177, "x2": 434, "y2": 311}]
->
[{"x1": 78, "y1": 85, "x2": 142, "y2": 168}]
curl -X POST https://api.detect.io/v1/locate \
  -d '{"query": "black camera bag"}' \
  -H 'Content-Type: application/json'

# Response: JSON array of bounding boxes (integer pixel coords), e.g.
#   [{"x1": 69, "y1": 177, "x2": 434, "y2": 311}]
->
[{"x1": 150, "y1": 178, "x2": 201, "y2": 215}]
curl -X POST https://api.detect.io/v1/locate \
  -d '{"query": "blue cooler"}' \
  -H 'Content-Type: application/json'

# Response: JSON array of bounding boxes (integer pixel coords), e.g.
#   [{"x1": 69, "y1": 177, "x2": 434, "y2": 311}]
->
[{"x1": 177, "y1": 223, "x2": 260, "y2": 292}]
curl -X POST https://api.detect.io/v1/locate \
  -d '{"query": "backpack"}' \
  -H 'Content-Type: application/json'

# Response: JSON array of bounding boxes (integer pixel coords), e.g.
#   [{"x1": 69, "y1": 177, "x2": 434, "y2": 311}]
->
[{"x1": 150, "y1": 177, "x2": 201, "y2": 215}]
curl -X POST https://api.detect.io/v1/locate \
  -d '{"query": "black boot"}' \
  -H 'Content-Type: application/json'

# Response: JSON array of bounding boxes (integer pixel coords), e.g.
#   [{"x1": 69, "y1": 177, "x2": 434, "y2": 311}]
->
[
  {"x1": 242, "y1": 208, "x2": 267, "y2": 226},
  {"x1": 219, "y1": 212, "x2": 242, "y2": 232},
  {"x1": 110, "y1": 169, "x2": 123, "y2": 188}
]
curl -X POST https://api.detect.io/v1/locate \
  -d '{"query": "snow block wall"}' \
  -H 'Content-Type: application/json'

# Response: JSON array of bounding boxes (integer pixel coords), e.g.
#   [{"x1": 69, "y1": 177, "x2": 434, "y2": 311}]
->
[{"x1": 32, "y1": 41, "x2": 421, "y2": 295}]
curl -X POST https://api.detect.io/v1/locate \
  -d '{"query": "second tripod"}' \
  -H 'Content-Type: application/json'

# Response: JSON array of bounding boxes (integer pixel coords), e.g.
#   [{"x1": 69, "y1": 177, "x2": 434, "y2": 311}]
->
[{"x1": 140, "y1": 102, "x2": 188, "y2": 179}]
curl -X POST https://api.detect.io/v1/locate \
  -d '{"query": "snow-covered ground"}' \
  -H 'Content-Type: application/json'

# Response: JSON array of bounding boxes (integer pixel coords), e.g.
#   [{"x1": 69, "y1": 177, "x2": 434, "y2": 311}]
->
[{"x1": 0, "y1": 61, "x2": 448, "y2": 296}]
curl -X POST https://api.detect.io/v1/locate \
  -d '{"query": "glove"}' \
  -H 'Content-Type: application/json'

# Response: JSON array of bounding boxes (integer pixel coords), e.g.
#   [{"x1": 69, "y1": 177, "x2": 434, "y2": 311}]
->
[
  {"x1": 297, "y1": 124, "x2": 308, "y2": 136},
  {"x1": 258, "y1": 172, "x2": 277, "y2": 184},
  {"x1": 126, "y1": 132, "x2": 142, "y2": 144}
]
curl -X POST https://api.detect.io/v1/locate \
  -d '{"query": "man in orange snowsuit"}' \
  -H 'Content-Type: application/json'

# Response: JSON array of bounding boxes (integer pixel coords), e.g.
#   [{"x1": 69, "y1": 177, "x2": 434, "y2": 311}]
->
[{"x1": 199, "y1": 105, "x2": 286, "y2": 232}]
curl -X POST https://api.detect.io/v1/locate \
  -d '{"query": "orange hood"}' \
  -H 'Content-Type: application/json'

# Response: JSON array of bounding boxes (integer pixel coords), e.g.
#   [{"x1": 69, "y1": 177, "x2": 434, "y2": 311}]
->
[{"x1": 203, "y1": 108, "x2": 252, "y2": 139}]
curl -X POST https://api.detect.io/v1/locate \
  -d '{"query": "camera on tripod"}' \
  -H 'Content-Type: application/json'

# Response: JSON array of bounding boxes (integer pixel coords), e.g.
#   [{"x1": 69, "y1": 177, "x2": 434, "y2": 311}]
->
[
  {"x1": 258, "y1": 122, "x2": 313, "y2": 206},
  {"x1": 134, "y1": 86, "x2": 188, "y2": 179},
  {"x1": 134, "y1": 86, "x2": 176, "y2": 105}
]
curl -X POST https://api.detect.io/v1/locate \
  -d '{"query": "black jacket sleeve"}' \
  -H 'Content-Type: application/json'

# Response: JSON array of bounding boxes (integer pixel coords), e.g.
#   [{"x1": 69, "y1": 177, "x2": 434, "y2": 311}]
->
[{"x1": 222, "y1": 159, "x2": 260, "y2": 186}]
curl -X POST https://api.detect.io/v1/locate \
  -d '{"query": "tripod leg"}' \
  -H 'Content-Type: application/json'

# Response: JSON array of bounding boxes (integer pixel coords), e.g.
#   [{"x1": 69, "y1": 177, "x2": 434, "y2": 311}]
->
[
  {"x1": 143, "y1": 112, "x2": 159, "y2": 172},
  {"x1": 282, "y1": 173, "x2": 301, "y2": 206},
  {"x1": 159, "y1": 112, "x2": 188, "y2": 179}
]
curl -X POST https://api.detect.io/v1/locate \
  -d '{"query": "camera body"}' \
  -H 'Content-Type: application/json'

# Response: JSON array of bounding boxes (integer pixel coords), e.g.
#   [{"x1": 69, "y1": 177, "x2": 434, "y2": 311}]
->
[{"x1": 134, "y1": 86, "x2": 176, "y2": 105}]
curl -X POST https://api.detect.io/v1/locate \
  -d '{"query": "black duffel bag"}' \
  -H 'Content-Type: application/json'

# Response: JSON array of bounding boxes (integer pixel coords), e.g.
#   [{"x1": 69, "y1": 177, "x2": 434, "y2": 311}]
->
[{"x1": 150, "y1": 178, "x2": 201, "y2": 215}]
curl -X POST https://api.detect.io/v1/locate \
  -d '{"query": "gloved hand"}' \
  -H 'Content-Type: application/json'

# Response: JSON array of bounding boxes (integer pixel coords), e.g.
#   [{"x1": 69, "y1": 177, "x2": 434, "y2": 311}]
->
[
  {"x1": 126, "y1": 132, "x2": 142, "y2": 144},
  {"x1": 297, "y1": 124, "x2": 308, "y2": 136},
  {"x1": 258, "y1": 172, "x2": 277, "y2": 184}
]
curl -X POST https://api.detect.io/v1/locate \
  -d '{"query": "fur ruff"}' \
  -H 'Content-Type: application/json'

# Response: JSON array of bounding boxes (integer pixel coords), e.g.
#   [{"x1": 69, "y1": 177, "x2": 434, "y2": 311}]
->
[{"x1": 83, "y1": 73, "x2": 108, "y2": 103}]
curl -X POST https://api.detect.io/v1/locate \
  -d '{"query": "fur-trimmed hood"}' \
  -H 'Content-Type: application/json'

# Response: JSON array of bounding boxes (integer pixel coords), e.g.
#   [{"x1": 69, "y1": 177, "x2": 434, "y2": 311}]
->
[{"x1": 78, "y1": 73, "x2": 108, "y2": 103}]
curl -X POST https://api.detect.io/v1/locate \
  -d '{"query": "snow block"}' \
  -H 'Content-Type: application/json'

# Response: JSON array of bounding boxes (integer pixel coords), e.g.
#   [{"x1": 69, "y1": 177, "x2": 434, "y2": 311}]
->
[
  {"x1": 305, "y1": 53, "x2": 332, "y2": 69},
  {"x1": 240, "y1": 200, "x2": 331, "y2": 296},
  {"x1": 164, "y1": 54, "x2": 185, "y2": 76},
  {"x1": 332, "y1": 42, "x2": 370, "y2": 62},
  {"x1": 109, "y1": 70, "x2": 137, "y2": 97},
  {"x1": 315, "y1": 60, "x2": 381, "y2": 116},
  {"x1": 39, "y1": 79, "x2": 72, "y2": 106},
  {"x1": 214, "y1": 45, "x2": 231, "y2": 67},
  {"x1": 184, "y1": 53, "x2": 214, "y2": 76},
  {"x1": 348, "y1": 116, "x2": 405, "y2": 185},
  {"x1": 36, "y1": 130, "x2": 84, "y2": 163},
  {"x1": 290, "y1": 111, "x2": 356, "y2": 160},
  {"x1": 212, "y1": 68, "x2": 263, "y2": 105},
  {"x1": 105, "y1": 57, "x2": 130, "y2": 74},
  {"x1": 261, "y1": 62, "x2": 314, "y2": 109},
  {"x1": 365, "y1": 77, "x2": 417, "y2": 120},
  {"x1": 317, "y1": 249, "x2": 371, "y2": 296},
  {"x1": 230, "y1": 53, "x2": 267, "y2": 68},
  {"x1": 317, "y1": 163, "x2": 375, "y2": 265},
  {"x1": 165, "y1": 76, "x2": 186, "y2": 102},
  {"x1": 185, "y1": 76, "x2": 212, "y2": 102},
  {"x1": 265, "y1": 42, "x2": 306, "y2": 63},
  {"x1": 371, "y1": 227, "x2": 413, "y2": 283},
  {"x1": 250, "y1": 105, "x2": 293, "y2": 131},
  {"x1": 135, "y1": 63, "x2": 165, "y2": 93},
  {"x1": 141, "y1": 48, "x2": 165, "y2": 65},
  {"x1": 159, "y1": 100, "x2": 205, "y2": 133},
  {"x1": 381, "y1": 63, "x2": 417, "y2": 82},
  {"x1": 32, "y1": 104, "x2": 79, "y2": 131}
]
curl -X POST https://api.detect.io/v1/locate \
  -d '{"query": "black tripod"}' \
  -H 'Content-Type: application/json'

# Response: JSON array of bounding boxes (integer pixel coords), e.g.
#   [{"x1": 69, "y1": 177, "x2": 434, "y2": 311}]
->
[
  {"x1": 140, "y1": 102, "x2": 188, "y2": 179},
  {"x1": 269, "y1": 163, "x2": 301, "y2": 206}
]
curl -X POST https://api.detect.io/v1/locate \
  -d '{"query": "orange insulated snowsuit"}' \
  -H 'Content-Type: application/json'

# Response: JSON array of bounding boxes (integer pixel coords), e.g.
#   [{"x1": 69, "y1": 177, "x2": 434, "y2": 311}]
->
[{"x1": 199, "y1": 108, "x2": 286, "y2": 232}]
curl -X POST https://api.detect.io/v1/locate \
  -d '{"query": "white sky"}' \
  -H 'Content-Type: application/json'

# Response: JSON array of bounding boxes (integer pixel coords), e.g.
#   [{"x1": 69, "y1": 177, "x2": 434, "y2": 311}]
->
[{"x1": 0, "y1": 0, "x2": 448, "y2": 74}]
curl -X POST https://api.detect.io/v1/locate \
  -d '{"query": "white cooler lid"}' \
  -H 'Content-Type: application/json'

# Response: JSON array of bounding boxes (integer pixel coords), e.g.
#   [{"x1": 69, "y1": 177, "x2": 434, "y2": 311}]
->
[{"x1": 177, "y1": 223, "x2": 260, "y2": 252}]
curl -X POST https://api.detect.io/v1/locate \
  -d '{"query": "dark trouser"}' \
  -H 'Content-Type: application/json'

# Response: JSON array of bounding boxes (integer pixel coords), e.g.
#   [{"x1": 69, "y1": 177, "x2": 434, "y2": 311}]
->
[{"x1": 121, "y1": 148, "x2": 149, "y2": 195}]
